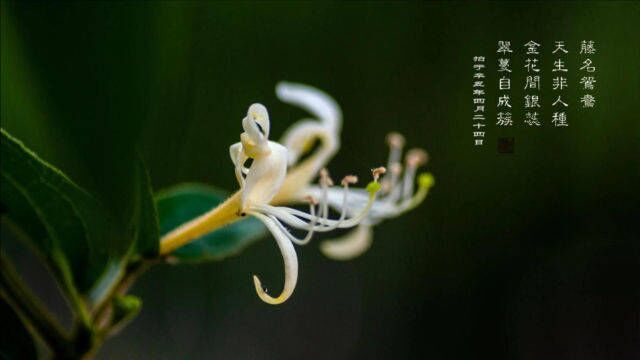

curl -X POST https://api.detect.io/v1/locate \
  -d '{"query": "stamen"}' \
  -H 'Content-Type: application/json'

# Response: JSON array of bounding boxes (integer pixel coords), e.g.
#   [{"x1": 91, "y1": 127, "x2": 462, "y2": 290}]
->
[
  {"x1": 319, "y1": 168, "x2": 334, "y2": 187},
  {"x1": 394, "y1": 172, "x2": 435, "y2": 214},
  {"x1": 318, "y1": 169, "x2": 332, "y2": 229},
  {"x1": 312, "y1": 175, "x2": 357, "y2": 232},
  {"x1": 382, "y1": 162, "x2": 403, "y2": 195},
  {"x1": 386, "y1": 132, "x2": 405, "y2": 149},
  {"x1": 372, "y1": 167, "x2": 386, "y2": 181},
  {"x1": 419, "y1": 173, "x2": 435, "y2": 188},
  {"x1": 402, "y1": 149, "x2": 428, "y2": 201},
  {"x1": 382, "y1": 133, "x2": 405, "y2": 193},
  {"x1": 304, "y1": 195, "x2": 318, "y2": 205},
  {"x1": 341, "y1": 175, "x2": 358, "y2": 186},
  {"x1": 267, "y1": 195, "x2": 319, "y2": 245},
  {"x1": 250, "y1": 170, "x2": 382, "y2": 231},
  {"x1": 406, "y1": 148, "x2": 428, "y2": 168},
  {"x1": 377, "y1": 171, "x2": 435, "y2": 219},
  {"x1": 390, "y1": 163, "x2": 403, "y2": 175}
]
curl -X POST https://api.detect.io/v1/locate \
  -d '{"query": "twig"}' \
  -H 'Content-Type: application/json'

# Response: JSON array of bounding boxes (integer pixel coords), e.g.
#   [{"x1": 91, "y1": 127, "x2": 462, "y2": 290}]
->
[
  {"x1": 92, "y1": 258, "x2": 152, "y2": 330},
  {"x1": 0, "y1": 255, "x2": 72, "y2": 356}
]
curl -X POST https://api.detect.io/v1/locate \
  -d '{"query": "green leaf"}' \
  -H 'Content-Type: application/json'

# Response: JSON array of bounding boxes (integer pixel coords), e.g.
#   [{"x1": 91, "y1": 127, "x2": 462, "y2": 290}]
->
[
  {"x1": 131, "y1": 158, "x2": 160, "y2": 259},
  {"x1": 155, "y1": 184, "x2": 267, "y2": 262},
  {"x1": 0, "y1": 128, "x2": 112, "y2": 294},
  {"x1": 0, "y1": 298, "x2": 37, "y2": 360},
  {"x1": 87, "y1": 158, "x2": 159, "y2": 306}
]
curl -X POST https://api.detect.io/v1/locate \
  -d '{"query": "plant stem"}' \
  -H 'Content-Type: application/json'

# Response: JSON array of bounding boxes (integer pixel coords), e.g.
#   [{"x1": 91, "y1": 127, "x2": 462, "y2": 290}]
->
[
  {"x1": 92, "y1": 258, "x2": 149, "y2": 328},
  {"x1": 50, "y1": 248, "x2": 93, "y2": 328},
  {"x1": 1, "y1": 251, "x2": 158, "y2": 359},
  {"x1": 71, "y1": 258, "x2": 154, "y2": 359},
  {"x1": 0, "y1": 255, "x2": 72, "y2": 356}
]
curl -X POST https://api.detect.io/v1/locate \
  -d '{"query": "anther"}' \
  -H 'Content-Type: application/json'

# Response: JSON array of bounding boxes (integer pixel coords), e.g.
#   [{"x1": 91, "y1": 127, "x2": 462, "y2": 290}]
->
[
  {"x1": 372, "y1": 167, "x2": 387, "y2": 181},
  {"x1": 304, "y1": 195, "x2": 318, "y2": 205},
  {"x1": 386, "y1": 132, "x2": 405, "y2": 148},
  {"x1": 406, "y1": 149, "x2": 428, "y2": 167},
  {"x1": 341, "y1": 175, "x2": 358, "y2": 186},
  {"x1": 320, "y1": 168, "x2": 334, "y2": 187}
]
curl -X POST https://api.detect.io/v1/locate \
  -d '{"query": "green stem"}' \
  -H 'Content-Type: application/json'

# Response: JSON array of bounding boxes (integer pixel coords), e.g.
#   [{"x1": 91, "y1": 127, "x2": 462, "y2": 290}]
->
[
  {"x1": 1, "y1": 242, "x2": 158, "y2": 359},
  {"x1": 50, "y1": 248, "x2": 92, "y2": 328},
  {"x1": 73, "y1": 258, "x2": 154, "y2": 359},
  {"x1": 92, "y1": 259, "x2": 151, "y2": 329},
  {"x1": 58, "y1": 260, "x2": 151, "y2": 360},
  {"x1": 0, "y1": 255, "x2": 72, "y2": 356}
]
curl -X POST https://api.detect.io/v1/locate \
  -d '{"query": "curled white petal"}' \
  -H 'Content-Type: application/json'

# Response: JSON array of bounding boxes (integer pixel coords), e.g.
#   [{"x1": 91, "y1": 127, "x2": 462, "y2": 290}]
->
[
  {"x1": 243, "y1": 103, "x2": 270, "y2": 141},
  {"x1": 272, "y1": 83, "x2": 345, "y2": 204},
  {"x1": 249, "y1": 103, "x2": 270, "y2": 138},
  {"x1": 229, "y1": 142, "x2": 248, "y2": 188},
  {"x1": 280, "y1": 121, "x2": 335, "y2": 166},
  {"x1": 249, "y1": 212, "x2": 298, "y2": 305},
  {"x1": 276, "y1": 81, "x2": 342, "y2": 133},
  {"x1": 319, "y1": 225, "x2": 373, "y2": 261},
  {"x1": 276, "y1": 82, "x2": 341, "y2": 168}
]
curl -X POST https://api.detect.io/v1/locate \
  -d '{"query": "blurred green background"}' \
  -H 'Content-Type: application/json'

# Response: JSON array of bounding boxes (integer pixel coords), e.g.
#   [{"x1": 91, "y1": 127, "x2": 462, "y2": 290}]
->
[{"x1": 1, "y1": 1, "x2": 639, "y2": 359}]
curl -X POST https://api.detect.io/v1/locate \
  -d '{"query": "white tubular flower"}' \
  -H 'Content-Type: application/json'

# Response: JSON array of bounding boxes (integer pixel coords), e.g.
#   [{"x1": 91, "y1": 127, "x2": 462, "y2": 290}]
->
[
  {"x1": 268, "y1": 82, "x2": 435, "y2": 261},
  {"x1": 159, "y1": 82, "x2": 431, "y2": 304},
  {"x1": 230, "y1": 103, "x2": 382, "y2": 305}
]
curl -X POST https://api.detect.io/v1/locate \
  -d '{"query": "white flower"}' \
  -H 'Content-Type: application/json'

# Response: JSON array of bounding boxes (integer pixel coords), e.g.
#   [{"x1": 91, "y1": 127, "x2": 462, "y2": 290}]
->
[
  {"x1": 161, "y1": 99, "x2": 383, "y2": 305},
  {"x1": 271, "y1": 82, "x2": 435, "y2": 260},
  {"x1": 159, "y1": 82, "x2": 432, "y2": 305},
  {"x1": 229, "y1": 103, "x2": 382, "y2": 304}
]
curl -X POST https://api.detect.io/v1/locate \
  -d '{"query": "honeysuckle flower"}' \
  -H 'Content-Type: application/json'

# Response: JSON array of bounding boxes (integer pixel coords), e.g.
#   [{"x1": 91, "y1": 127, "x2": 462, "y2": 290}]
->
[
  {"x1": 269, "y1": 82, "x2": 435, "y2": 260},
  {"x1": 160, "y1": 100, "x2": 383, "y2": 305},
  {"x1": 159, "y1": 81, "x2": 432, "y2": 304}
]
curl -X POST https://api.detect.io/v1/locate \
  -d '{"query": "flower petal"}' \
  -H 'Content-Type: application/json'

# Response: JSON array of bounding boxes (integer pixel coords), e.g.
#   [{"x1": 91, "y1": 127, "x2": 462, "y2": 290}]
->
[
  {"x1": 319, "y1": 224, "x2": 373, "y2": 261},
  {"x1": 276, "y1": 81, "x2": 342, "y2": 133},
  {"x1": 241, "y1": 141, "x2": 288, "y2": 209},
  {"x1": 250, "y1": 212, "x2": 299, "y2": 305}
]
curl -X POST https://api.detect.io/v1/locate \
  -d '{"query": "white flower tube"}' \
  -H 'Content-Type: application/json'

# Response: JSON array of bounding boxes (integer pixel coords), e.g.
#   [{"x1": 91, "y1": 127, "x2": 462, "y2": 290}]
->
[
  {"x1": 160, "y1": 82, "x2": 432, "y2": 304},
  {"x1": 230, "y1": 102, "x2": 382, "y2": 304}
]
